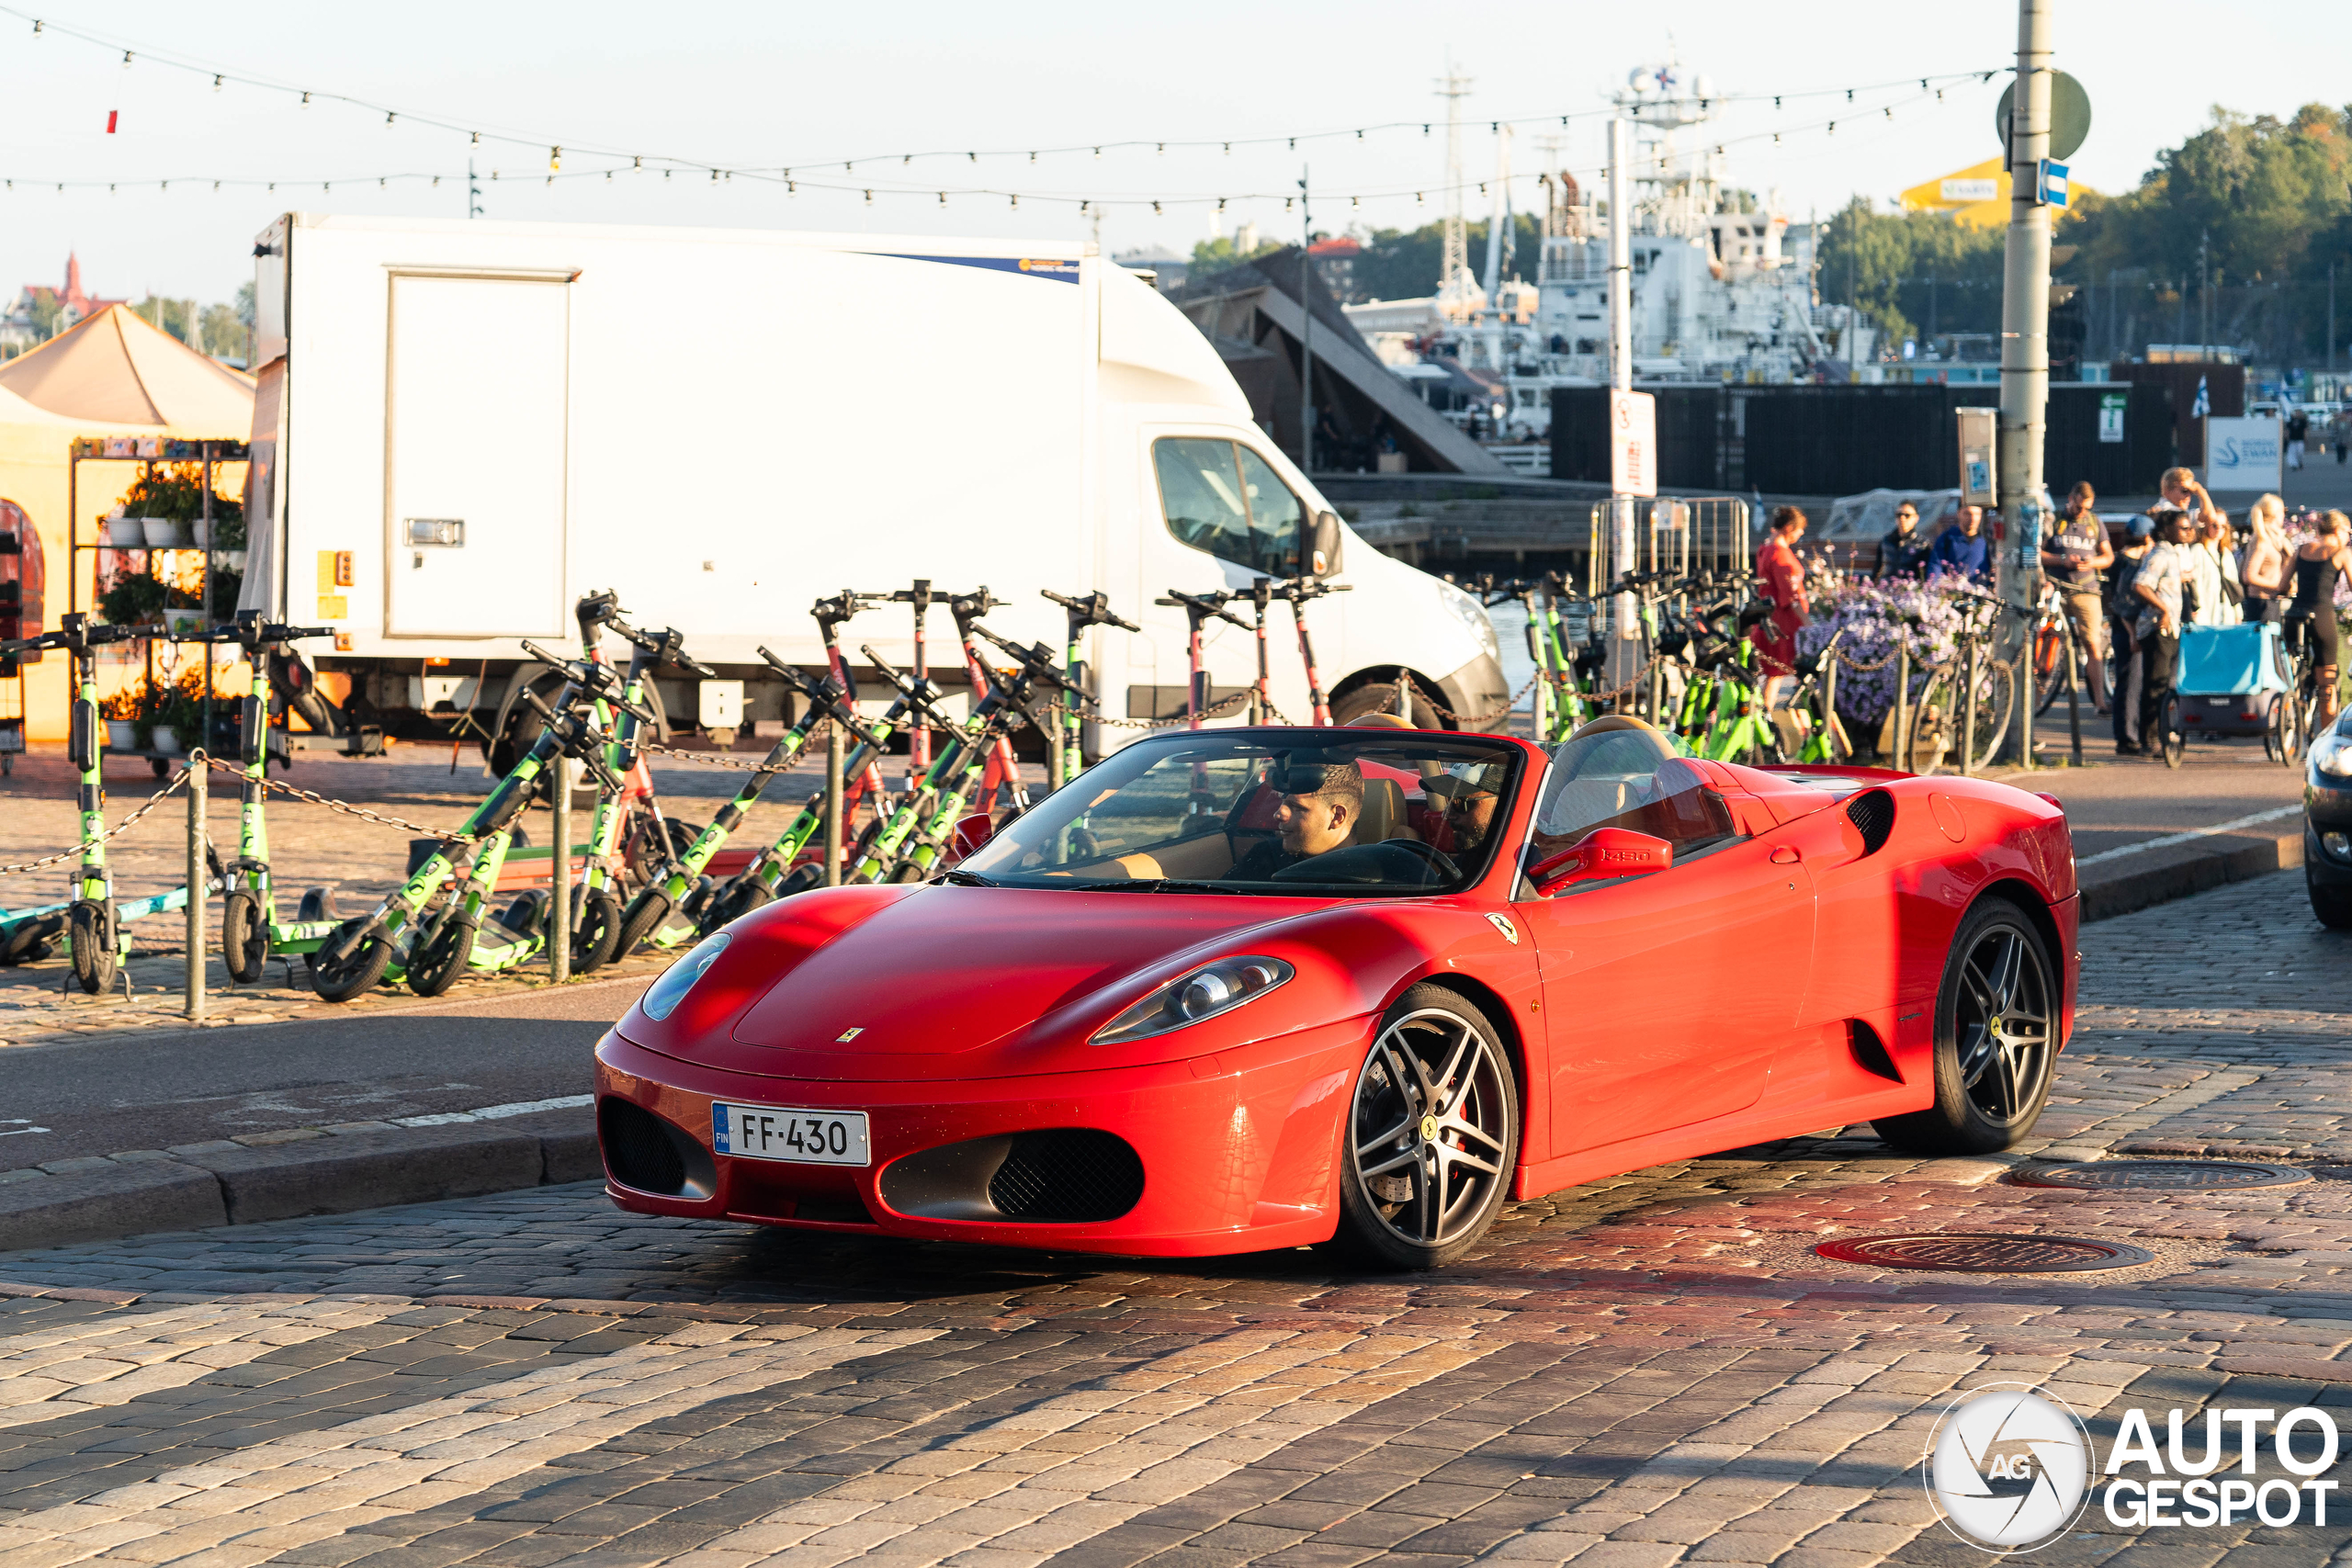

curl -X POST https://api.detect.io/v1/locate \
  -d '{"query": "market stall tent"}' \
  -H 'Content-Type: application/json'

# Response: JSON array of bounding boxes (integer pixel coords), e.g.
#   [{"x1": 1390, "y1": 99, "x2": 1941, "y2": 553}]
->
[{"x1": 0, "y1": 306, "x2": 246, "y2": 739}]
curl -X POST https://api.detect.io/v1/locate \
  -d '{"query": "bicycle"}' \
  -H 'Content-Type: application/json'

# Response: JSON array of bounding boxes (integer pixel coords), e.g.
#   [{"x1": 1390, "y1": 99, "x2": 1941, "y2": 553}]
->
[
  {"x1": 1903, "y1": 592, "x2": 2017, "y2": 775},
  {"x1": 168, "y1": 614, "x2": 343, "y2": 984}
]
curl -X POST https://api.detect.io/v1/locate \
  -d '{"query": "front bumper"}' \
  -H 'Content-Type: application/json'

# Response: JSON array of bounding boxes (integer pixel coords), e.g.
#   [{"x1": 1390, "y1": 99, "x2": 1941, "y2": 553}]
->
[{"x1": 593, "y1": 1018, "x2": 1369, "y2": 1257}]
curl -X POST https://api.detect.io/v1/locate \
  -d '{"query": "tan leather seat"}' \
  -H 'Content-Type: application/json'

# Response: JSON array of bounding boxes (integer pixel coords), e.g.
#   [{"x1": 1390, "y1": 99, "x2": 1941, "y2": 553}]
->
[{"x1": 1353, "y1": 778, "x2": 1408, "y2": 844}]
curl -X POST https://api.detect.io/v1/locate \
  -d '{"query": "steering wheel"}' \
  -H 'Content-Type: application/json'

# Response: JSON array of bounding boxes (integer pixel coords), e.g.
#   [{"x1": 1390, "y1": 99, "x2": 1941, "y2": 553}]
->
[{"x1": 1385, "y1": 837, "x2": 1460, "y2": 883}]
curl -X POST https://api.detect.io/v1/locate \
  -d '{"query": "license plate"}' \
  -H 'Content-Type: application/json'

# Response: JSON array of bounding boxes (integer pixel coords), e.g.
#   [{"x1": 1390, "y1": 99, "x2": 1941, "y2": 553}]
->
[{"x1": 711, "y1": 1102, "x2": 870, "y2": 1167}]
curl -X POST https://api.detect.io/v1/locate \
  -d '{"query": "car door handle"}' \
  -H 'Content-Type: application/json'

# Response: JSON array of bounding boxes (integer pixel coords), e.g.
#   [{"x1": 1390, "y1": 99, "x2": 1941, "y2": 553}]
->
[{"x1": 1770, "y1": 845, "x2": 1801, "y2": 864}]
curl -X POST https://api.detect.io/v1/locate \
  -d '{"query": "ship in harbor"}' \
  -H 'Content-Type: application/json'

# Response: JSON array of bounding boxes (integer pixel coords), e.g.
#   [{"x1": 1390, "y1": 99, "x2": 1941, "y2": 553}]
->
[{"x1": 1345, "y1": 62, "x2": 1873, "y2": 447}]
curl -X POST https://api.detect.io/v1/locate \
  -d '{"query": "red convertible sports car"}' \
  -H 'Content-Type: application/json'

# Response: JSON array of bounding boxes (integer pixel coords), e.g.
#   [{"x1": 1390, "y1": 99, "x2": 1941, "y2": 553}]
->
[{"x1": 594, "y1": 718, "x2": 2078, "y2": 1269}]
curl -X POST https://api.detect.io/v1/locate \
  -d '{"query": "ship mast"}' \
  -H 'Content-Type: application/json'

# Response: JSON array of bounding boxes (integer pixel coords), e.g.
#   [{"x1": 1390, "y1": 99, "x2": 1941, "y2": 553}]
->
[{"x1": 1436, "y1": 66, "x2": 1478, "y2": 321}]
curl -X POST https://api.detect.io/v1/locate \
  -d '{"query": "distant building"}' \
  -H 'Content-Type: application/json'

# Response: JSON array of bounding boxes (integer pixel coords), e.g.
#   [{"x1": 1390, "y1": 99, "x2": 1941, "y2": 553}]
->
[
  {"x1": 1308, "y1": 236, "x2": 1363, "y2": 303},
  {"x1": 0, "y1": 254, "x2": 128, "y2": 358},
  {"x1": 1114, "y1": 246, "x2": 1189, "y2": 293}
]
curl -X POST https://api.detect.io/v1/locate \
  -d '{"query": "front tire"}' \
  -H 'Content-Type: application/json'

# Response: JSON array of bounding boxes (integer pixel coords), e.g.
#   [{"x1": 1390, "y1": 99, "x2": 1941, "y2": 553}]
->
[
  {"x1": 68, "y1": 900, "x2": 115, "y2": 996},
  {"x1": 612, "y1": 886, "x2": 673, "y2": 961},
  {"x1": 222, "y1": 888, "x2": 268, "y2": 985},
  {"x1": 1331, "y1": 983, "x2": 1519, "y2": 1269},
  {"x1": 1873, "y1": 898, "x2": 2058, "y2": 1155},
  {"x1": 570, "y1": 886, "x2": 623, "y2": 973},
  {"x1": 309, "y1": 917, "x2": 392, "y2": 1003},
  {"x1": 2312, "y1": 866, "x2": 2352, "y2": 931},
  {"x1": 404, "y1": 905, "x2": 477, "y2": 998}
]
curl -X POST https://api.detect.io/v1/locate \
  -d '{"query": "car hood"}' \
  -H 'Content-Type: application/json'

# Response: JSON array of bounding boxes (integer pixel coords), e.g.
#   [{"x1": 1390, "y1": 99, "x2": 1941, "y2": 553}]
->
[{"x1": 715, "y1": 886, "x2": 1321, "y2": 1078}]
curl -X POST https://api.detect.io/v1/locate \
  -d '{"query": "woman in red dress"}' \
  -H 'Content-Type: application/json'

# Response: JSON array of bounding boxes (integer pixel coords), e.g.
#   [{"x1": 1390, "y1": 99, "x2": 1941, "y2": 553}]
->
[{"x1": 1750, "y1": 505, "x2": 1810, "y2": 713}]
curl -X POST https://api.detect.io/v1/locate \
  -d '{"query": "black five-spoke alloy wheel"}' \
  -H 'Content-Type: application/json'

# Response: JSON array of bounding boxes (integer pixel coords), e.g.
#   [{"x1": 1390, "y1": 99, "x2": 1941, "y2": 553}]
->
[{"x1": 1875, "y1": 897, "x2": 2057, "y2": 1155}]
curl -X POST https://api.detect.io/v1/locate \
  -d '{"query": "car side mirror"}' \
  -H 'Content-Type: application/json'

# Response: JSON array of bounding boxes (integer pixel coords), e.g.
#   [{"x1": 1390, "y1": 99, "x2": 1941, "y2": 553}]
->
[
  {"x1": 951, "y1": 811, "x2": 995, "y2": 860},
  {"x1": 1310, "y1": 511, "x2": 1345, "y2": 578},
  {"x1": 1529, "y1": 827, "x2": 1673, "y2": 896}
]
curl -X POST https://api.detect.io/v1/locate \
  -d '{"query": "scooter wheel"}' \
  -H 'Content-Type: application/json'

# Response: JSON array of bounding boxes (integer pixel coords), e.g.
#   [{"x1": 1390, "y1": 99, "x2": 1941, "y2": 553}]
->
[
  {"x1": 68, "y1": 900, "x2": 114, "y2": 996},
  {"x1": 222, "y1": 889, "x2": 269, "y2": 985},
  {"x1": 888, "y1": 861, "x2": 928, "y2": 884},
  {"x1": 611, "y1": 886, "x2": 673, "y2": 964},
  {"x1": 775, "y1": 863, "x2": 824, "y2": 899},
  {"x1": 308, "y1": 917, "x2": 392, "y2": 1003},
  {"x1": 570, "y1": 887, "x2": 623, "y2": 974},
  {"x1": 0, "y1": 911, "x2": 62, "y2": 966},
  {"x1": 698, "y1": 877, "x2": 774, "y2": 935},
  {"x1": 405, "y1": 907, "x2": 477, "y2": 998}
]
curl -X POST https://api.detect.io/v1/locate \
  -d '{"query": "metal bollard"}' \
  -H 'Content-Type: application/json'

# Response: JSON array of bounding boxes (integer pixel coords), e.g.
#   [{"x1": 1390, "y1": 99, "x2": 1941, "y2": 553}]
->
[
  {"x1": 2064, "y1": 610, "x2": 2085, "y2": 767},
  {"x1": 184, "y1": 753, "x2": 206, "y2": 1022},
  {"x1": 1894, "y1": 643, "x2": 1910, "y2": 771},
  {"x1": 824, "y1": 723, "x2": 844, "y2": 886},
  {"x1": 1823, "y1": 653, "x2": 1841, "y2": 762},
  {"x1": 2017, "y1": 638, "x2": 2037, "y2": 770},
  {"x1": 549, "y1": 759, "x2": 571, "y2": 984},
  {"x1": 1962, "y1": 638, "x2": 1979, "y2": 776},
  {"x1": 1394, "y1": 669, "x2": 1413, "y2": 727}
]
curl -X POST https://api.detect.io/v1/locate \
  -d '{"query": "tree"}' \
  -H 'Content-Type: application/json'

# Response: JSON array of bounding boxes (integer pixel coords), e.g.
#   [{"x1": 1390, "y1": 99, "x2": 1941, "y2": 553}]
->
[
  {"x1": 1188, "y1": 233, "x2": 1281, "y2": 279},
  {"x1": 1813, "y1": 200, "x2": 2006, "y2": 350},
  {"x1": 199, "y1": 303, "x2": 246, "y2": 364}
]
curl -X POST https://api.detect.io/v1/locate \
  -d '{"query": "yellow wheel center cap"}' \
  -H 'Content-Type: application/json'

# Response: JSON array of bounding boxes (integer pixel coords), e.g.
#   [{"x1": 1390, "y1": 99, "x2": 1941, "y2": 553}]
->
[
  {"x1": 1988, "y1": 1017, "x2": 2004, "y2": 1036},
  {"x1": 1419, "y1": 1114, "x2": 1440, "y2": 1143}
]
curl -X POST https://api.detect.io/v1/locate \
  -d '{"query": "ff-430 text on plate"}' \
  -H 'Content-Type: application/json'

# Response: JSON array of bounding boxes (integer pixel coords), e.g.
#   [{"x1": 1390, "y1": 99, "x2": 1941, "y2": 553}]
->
[{"x1": 712, "y1": 1103, "x2": 870, "y2": 1167}]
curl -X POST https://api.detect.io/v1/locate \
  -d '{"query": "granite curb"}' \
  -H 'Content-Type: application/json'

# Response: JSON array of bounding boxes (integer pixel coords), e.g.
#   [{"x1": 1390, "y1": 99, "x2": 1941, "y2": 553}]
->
[
  {"x1": 0, "y1": 1106, "x2": 600, "y2": 1249},
  {"x1": 2077, "y1": 821, "x2": 2303, "y2": 921}
]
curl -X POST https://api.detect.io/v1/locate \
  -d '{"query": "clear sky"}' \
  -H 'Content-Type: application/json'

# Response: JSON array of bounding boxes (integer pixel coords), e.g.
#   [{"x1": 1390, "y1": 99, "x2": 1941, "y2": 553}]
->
[{"x1": 2, "y1": 0, "x2": 2347, "y2": 309}]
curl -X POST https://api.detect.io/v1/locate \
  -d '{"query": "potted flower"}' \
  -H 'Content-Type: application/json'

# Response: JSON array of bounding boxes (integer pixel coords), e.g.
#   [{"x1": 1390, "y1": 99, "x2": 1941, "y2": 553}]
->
[{"x1": 97, "y1": 682, "x2": 144, "y2": 751}]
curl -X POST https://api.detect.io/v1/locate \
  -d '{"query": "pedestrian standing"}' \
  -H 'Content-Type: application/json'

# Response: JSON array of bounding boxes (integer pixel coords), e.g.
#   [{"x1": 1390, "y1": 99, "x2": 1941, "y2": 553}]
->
[
  {"x1": 2192, "y1": 514, "x2": 2244, "y2": 626},
  {"x1": 1929, "y1": 502, "x2": 1994, "y2": 581},
  {"x1": 2289, "y1": 408, "x2": 2309, "y2": 472},
  {"x1": 2109, "y1": 516, "x2": 2154, "y2": 753},
  {"x1": 2156, "y1": 466, "x2": 2226, "y2": 529},
  {"x1": 1879, "y1": 501, "x2": 1932, "y2": 577},
  {"x1": 2132, "y1": 509, "x2": 2195, "y2": 750},
  {"x1": 1750, "y1": 505, "x2": 1809, "y2": 714},
  {"x1": 2040, "y1": 482, "x2": 2113, "y2": 711},
  {"x1": 2241, "y1": 493, "x2": 2290, "y2": 624}
]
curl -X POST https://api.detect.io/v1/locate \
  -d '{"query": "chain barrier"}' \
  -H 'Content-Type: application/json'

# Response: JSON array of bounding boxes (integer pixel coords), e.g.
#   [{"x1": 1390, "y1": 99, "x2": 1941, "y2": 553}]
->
[
  {"x1": 0, "y1": 765, "x2": 191, "y2": 877},
  {"x1": 196, "y1": 754, "x2": 483, "y2": 842},
  {"x1": 623, "y1": 721, "x2": 835, "y2": 773}
]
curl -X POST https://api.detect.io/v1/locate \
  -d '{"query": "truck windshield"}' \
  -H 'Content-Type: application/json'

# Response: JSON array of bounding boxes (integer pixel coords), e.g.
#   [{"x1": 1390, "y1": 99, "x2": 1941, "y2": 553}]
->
[{"x1": 957, "y1": 730, "x2": 1521, "y2": 895}]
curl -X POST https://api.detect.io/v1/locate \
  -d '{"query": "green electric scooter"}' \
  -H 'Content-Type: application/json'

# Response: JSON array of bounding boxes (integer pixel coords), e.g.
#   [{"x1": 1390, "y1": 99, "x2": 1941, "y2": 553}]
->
[
  {"x1": 168, "y1": 614, "x2": 344, "y2": 983},
  {"x1": 307, "y1": 645, "x2": 649, "y2": 1003},
  {"x1": 1038, "y1": 589, "x2": 1136, "y2": 786},
  {"x1": 0, "y1": 613, "x2": 221, "y2": 994},
  {"x1": 609, "y1": 660, "x2": 876, "y2": 959}
]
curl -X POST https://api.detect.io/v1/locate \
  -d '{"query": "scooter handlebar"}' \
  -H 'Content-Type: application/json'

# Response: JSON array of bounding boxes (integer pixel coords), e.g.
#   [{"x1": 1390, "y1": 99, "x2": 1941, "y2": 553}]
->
[
  {"x1": 755, "y1": 649, "x2": 887, "y2": 751},
  {"x1": 1040, "y1": 588, "x2": 1141, "y2": 633}
]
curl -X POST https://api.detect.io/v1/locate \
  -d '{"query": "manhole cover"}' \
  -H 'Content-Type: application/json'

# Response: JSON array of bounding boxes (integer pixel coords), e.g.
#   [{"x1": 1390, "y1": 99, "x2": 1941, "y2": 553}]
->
[
  {"x1": 2013, "y1": 1159, "x2": 2311, "y2": 1191},
  {"x1": 1815, "y1": 1234, "x2": 2154, "y2": 1272}
]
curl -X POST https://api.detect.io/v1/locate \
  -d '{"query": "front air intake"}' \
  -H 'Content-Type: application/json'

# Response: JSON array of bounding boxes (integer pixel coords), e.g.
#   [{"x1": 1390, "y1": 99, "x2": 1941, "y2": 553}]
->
[
  {"x1": 599, "y1": 1098, "x2": 715, "y2": 1199},
  {"x1": 1845, "y1": 789, "x2": 1895, "y2": 857},
  {"x1": 881, "y1": 1129, "x2": 1145, "y2": 1223}
]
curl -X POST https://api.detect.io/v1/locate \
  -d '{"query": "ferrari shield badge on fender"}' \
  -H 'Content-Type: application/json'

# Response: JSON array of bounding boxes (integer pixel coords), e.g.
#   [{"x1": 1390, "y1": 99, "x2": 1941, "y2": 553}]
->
[
  {"x1": 835, "y1": 1027, "x2": 865, "y2": 1042},
  {"x1": 1485, "y1": 914, "x2": 1519, "y2": 945}
]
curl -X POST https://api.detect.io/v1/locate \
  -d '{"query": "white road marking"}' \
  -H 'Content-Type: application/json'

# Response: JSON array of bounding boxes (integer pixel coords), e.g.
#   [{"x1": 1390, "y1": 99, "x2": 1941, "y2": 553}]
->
[
  {"x1": 390, "y1": 1093, "x2": 594, "y2": 1127},
  {"x1": 2075, "y1": 804, "x2": 2301, "y2": 867}
]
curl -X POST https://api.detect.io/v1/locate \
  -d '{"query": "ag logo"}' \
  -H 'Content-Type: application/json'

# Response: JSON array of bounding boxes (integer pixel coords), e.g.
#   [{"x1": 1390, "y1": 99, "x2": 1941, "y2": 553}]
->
[{"x1": 1924, "y1": 1384, "x2": 2091, "y2": 1552}]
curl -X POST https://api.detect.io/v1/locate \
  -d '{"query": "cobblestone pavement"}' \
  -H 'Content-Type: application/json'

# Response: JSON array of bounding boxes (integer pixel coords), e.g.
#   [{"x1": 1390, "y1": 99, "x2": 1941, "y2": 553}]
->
[{"x1": 0, "y1": 875, "x2": 2346, "y2": 1566}]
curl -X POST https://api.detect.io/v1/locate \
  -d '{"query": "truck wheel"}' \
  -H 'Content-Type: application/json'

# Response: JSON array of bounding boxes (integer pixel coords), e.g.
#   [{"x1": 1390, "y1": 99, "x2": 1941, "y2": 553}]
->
[
  {"x1": 308, "y1": 918, "x2": 391, "y2": 1003},
  {"x1": 222, "y1": 889, "x2": 269, "y2": 985}
]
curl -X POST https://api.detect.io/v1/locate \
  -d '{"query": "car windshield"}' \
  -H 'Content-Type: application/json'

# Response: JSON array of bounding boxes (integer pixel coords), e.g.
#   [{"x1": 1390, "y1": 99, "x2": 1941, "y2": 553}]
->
[{"x1": 958, "y1": 729, "x2": 1523, "y2": 895}]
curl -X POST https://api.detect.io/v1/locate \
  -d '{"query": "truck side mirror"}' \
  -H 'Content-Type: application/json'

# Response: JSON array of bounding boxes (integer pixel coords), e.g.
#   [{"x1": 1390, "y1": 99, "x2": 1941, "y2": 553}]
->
[
  {"x1": 1529, "y1": 827, "x2": 1672, "y2": 897},
  {"x1": 1310, "y1": 511, "x2": 1345, "y2": 578}
]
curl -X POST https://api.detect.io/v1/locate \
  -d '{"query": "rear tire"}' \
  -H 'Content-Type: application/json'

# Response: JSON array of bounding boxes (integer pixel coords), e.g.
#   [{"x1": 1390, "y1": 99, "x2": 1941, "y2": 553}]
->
[
  {"x1": 308, "y1": 917, "x2": 392, "y2": 1003},
  {"x1": 570, "y1": 886, "x2": 623, "y2": 973},
  {"x1": 221, "y1": 888, "x2": 268, "y2": 985},
  {"x1": 68, "y1": 900, "x2": 114, "y2": 996},
  {"x1": 1872, "y1": 897, "x2": 2058, "y2": 1155},
  {"x1": 1329, "y1": 983, "x2": 1519, "y2": 1270}
]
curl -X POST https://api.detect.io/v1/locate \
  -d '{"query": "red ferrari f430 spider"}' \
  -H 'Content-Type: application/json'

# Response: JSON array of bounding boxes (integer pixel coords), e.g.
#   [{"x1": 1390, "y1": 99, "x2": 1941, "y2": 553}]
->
[{"x1": 595, "y1": 719, "x2": 2077, "y2": 1269}]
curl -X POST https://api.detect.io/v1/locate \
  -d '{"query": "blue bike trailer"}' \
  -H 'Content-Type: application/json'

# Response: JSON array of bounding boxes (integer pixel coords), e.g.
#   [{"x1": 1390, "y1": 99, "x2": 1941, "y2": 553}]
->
[{"x1": 2174, "y1": 622, "x2": 2289, "y2": 736}]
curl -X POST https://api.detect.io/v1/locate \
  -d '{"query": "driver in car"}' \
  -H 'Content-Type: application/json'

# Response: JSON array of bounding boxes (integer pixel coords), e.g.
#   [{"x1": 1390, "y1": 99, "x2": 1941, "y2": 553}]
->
[{"x1": 1226, "y1": 758, "x2": 1364, "y2": 880}]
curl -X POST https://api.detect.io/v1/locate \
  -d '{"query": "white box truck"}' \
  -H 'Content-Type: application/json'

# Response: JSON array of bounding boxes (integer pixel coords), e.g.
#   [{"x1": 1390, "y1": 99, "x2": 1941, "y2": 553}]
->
[{"x1": 244, "y1": 213, "x2": 1507, "y2": 754}]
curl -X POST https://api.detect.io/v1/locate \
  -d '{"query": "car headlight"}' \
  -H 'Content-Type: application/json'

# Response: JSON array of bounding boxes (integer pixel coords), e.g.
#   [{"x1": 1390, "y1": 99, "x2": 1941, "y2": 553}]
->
[
  {"x1": 1090, "y1": 955, "x2": 1295, "y2": 1045},
  {"x1": 2312, "y1": 729, "x2": 2352, "y2": 779},
  {"x1": 2324, "y1": 830, "x2": 2352, "y2": 863},
  {"x1": 640, "y1": 932, "x2": 729, "y2": 1021},
  {"x1": 1439, "y1": 579, "x2": 1501, "y2": 662}
]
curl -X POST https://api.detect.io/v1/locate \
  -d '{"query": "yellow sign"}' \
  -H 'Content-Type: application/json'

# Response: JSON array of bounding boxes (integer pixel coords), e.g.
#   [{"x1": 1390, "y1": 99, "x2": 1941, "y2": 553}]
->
[
  {"x1": 1899, "y1": 156, "x2": 2098, "y2": 228},
  {"x1": 316, "y1": 595, "x2": 348, "y2": 620}
]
